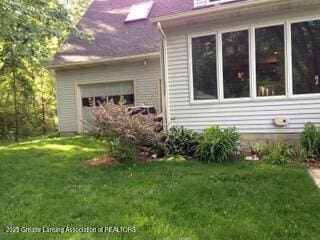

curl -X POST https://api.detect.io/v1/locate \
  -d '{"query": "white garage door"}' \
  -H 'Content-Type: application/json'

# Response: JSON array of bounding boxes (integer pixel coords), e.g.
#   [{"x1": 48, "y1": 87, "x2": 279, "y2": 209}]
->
[{"x1": 80, "y1": 81, "x2": 134, "y2": 130}]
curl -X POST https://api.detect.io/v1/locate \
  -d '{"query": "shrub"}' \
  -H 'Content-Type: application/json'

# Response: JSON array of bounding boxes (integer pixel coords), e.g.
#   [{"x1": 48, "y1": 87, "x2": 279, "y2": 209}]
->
[
  {"x1": 110, "y1": 138, "x2": 139, "y2": 163},
  {"x1": 294, "y1": 148, "x2": 308, "y2": 163},
  {"x1": 300, "y1": 122, "x2": 320, "y2": 158},
  {"x1": 196, "y1": 126, "x2": 240, "y2": 163},
  {"x1": 163, "y1": 127, "x2": 199, "y2": 157},
  {"x1": 262, "y1": 141, "x2": 292, "y2": 165},
  {"x1": 89, "y1": 101, "x2": 161, "y2": 162}
]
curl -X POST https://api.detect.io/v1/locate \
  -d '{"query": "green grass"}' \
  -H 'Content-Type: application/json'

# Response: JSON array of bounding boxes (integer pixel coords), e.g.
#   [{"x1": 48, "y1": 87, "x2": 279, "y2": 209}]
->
[{"x1": 0, "y1": 136, "x2": 320, "y2": 240}]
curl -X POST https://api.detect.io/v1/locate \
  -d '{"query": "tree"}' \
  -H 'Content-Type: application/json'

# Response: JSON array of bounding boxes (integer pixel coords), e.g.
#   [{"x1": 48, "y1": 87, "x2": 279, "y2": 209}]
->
[{"x1": 0, "y1": 0, "x2": 91, "y2": 141}]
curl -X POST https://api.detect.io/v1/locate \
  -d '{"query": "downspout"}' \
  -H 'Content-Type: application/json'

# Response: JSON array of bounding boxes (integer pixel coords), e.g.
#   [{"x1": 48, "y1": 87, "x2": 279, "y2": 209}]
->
[{"x1": 157, "y1": 22, "x2": 171, "y2": 130}]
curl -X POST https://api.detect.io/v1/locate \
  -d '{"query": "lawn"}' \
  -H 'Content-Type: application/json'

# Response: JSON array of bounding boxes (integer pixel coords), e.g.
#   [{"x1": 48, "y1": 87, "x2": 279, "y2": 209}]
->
[{"x1": 0, "y1": 136, "x2": 320, "y2": 240}]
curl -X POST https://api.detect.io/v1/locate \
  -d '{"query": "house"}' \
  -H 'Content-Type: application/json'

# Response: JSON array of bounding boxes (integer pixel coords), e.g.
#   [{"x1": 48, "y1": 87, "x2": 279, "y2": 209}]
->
[{"x1": 49, "y1": 0, "x2": 320, "y2": 142}]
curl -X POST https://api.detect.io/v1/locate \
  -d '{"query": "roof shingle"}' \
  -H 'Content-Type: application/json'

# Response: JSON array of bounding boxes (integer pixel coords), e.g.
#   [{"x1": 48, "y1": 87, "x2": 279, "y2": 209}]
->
[
  {"x1": 51, "y1": 0, "x2": 194, "y2": 66},
  {"x1": 51, "y1": 0, "x2": 245, "y2": 66}
]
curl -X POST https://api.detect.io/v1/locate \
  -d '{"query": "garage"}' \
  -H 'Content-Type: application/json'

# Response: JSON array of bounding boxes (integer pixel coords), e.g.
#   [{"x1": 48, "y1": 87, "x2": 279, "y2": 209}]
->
[{"x1": 80, "y1": 81, "x2": 134, "y2": 129}]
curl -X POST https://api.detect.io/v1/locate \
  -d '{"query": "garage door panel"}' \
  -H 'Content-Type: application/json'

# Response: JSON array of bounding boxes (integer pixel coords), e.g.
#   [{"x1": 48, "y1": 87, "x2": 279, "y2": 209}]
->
[
  {"x1": 81, "y1": 85, "x2": 94, "y2": 97},
  {"x1": 93, "y1": 84, "x2": 107, "y2": 97},
  {"x1": 80, "y1": 81, "x2": 134, "y2": 131}
]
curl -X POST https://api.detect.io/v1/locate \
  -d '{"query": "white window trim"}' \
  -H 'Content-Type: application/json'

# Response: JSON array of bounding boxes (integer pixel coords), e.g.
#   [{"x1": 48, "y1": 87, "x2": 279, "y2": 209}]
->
[
  {"x1": 188, "y1": 31, "x2": 219, "y2": 104},
  {"x1": 250, "y1": 24, "x2": 256, "y2": 99},
  {"x1": 206, "y1": 0, "x2": 217, "y2": 6},
  {"x1": 188, "y1": 15, "x2": 320, "y2": 104},
  {"x1": 217, "y1": 31, "x2": 223, "y2": 102},
  {"x1": 206, "y1": 0, "x2": 237, "y2": 6},
  {"x1": 286, "y1": 20, "x2": 293, "y2": 98}
]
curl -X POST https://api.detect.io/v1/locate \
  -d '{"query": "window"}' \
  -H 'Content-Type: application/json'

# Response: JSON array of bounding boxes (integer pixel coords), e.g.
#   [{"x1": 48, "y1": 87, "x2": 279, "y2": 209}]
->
[
  {"x1": 191, "y1": 34, "x2": 217, "y2": 100},
  {"x1": 125, "y1": 1, "x2": 154, "y2": 23},
  {"x1": 108, "y1": 96, "x2": 121, "y2": 104},
  {"x1": 81, "y1": 82, "x2": 134, "y2": 107},
  {"x1": 255, "y1": 25, "x2": 286, "y2": 97},
  {"x1": 208, "y1": 0, "x2": 239, "y2": 5},
  {"x1": 94, "y1": 96, "x2": 107, "y2": 106},
  {"x1": 292, "y1": 20, "x2": 320, "y2": 94},
  {"x1": 222, "y1": 30, "x2": 250, "y2": 98},
  {"x1": 108, "y1": 95, "x2": 135, "y2": 105},
  {"x1": 189, "y1": 18, "x2": 320, "y2": 103},
  {"x1": 82, "y1": 97, "x2": 94, "y2": 107},
  {"x1": 123, "y1": 94, "x2": 135, "y2": 105}
]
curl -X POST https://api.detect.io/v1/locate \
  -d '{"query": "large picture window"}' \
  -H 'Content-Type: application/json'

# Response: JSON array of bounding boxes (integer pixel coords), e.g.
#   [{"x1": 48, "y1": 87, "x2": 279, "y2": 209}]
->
[
  {"x1": 292, "y1": 20, "x2": 320, "y2": 94},
  {"x1": 222, "y1": 30, "x2": 250, "y2": 98},
  {"x1": 189, "y1": 18, "x2": 320, "y2": 103},
  {"x1": 256, "y1": 25, "x2": 285, "y2": 96},
  {"x1": 191, "y1": 34, "x2": 217, "y2": 100}
]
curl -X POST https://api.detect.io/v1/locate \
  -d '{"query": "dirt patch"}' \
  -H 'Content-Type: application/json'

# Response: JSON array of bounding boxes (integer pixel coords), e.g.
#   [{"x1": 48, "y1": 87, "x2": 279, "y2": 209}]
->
[
  {"x1": 306, "y1": 159, "x2": 320, "y2": 169},
  {"x1": 84, "y1": 156, "x2": 119, "y2": 167}
]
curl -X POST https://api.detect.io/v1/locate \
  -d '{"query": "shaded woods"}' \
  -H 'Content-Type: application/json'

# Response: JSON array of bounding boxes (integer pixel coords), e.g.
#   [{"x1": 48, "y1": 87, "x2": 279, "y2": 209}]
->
[{"x1": 0, "y1": 0, "x2": 90, "y2": 142}]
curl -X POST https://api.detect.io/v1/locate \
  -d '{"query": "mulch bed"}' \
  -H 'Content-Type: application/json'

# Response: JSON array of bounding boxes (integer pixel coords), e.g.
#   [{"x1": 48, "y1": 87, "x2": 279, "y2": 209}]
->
[{"x1": 305, "y1": 158, "x2": 320, "y2": 169}]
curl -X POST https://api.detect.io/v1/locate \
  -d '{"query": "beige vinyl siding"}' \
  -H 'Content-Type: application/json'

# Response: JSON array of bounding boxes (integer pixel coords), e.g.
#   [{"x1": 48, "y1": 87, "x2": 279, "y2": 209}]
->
[
  {"x1": 166, "y1": 7, "x2": 320, "y2": 133},
  {"x1": 56, "y1": 59, "x2": 160, "y2": 132}
]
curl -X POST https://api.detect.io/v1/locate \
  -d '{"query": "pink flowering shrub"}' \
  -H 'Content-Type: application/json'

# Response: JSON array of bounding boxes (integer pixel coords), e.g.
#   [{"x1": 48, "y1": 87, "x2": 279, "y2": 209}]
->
[{"x1": 89, "y1": 101, "x2": 162, "y2": 162}]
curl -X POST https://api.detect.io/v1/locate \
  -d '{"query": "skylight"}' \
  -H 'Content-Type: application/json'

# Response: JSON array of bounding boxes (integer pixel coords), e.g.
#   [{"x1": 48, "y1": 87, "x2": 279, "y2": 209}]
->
[{"x1": 125, "y1": 1, "x2": 154, "y2": 23}]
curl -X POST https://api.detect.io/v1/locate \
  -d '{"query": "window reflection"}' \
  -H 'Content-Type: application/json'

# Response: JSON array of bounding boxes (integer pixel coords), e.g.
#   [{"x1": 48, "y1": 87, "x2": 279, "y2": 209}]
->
[
  {"x1": 222, "y1": 30, "x2": 250, "y2": 98},
  {"x1": 256, "y1": 25, "x2": 285, "y2": 97},
  {"x1": 192, "y1": 35, "x2": 217, "y2": 100},
  {"x1": 82, "y1": 97, "x2": 94, "y2": 107},
  {"x1": 292, "y1": 20, "x2": 320, "y2": 94}
]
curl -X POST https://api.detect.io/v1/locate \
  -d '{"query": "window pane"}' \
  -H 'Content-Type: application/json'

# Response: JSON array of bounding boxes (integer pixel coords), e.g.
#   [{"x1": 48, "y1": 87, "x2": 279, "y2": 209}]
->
[
  {"x1": 108, "y1": 95, "x2": 121, "y2": 104},
  {"x1": 82, "y1": 97, "x2": 94, "y2": 107},
  {"x1": 124, "y1": 94, "x2": 135, "y2": 105},
  {"x1": 256, "y1": 25, "x2": 285, "y2": 97},
  {"x1": 223, "y1": 30, "x2": 250, "y2": 98},
  {"x1": 292, "y1": 20, "x2": 320, "y2": 94},
  {"x1": 192, "y1": 35, "x2": 217, "y2": 100},
  {"x1": 94, "y1": 96, "x2": 107, "y2": 106}
]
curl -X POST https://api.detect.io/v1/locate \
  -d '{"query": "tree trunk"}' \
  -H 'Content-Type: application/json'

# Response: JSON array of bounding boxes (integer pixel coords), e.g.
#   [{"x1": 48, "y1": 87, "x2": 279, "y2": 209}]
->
[
  {"x1": 40, "y1": 72, "x2": 46, "y2": 135},
  {"x1": 12, "y1": 66, "x2": 19, "y2": 142}
]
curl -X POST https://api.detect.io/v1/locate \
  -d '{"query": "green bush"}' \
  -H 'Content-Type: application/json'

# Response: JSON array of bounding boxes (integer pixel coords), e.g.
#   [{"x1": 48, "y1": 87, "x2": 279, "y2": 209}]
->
[
  {"x1": 163, "y1": 127, "x2": 199, "y2": 157},
  {"x1": 196, "y1": 126, "x2": 240, "y2": 163},
  {"x1": 300, "y1": 122, "x2": 320, "y2": 158},
  {"x1": 110, "y1": 138, "x2": 139, "y2": 163},
  {"x1": 263, "y1": 141, "x2": 292, "y2": 165}
]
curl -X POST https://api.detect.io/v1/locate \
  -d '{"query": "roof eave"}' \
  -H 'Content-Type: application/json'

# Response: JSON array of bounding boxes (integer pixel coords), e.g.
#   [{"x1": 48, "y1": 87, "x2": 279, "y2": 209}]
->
[
  {"x1": 47, "y1": 52, "x2": 160, "y2": 70},
  {"x1": 150, "y1": 0, "x2": 300, "y2": 25}
]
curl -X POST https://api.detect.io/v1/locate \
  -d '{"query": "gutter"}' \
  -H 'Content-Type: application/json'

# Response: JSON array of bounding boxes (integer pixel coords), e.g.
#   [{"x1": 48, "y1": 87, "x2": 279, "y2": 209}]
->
[
  {"x1": 151, "y1": 0, "x2": 306, "y2": 24},
  {"x1": 47, "y1": 52, "x2": 160, "y2": 70},
  {"x1": 157, "y1": 22, "x2": 171, "y2": 130}
]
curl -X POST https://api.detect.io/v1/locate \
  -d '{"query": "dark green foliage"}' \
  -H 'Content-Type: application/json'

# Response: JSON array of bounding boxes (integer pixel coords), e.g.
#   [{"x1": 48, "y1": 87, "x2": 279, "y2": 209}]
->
[
  {"x1": 263, "y1": 141, "x2": 292, "y2": 165},
  {"x1": 196, "y1": 126, "x2": 240, "y2": 163},
  {"x1": 0, "y1": 0, "x2": 91, "y2": 141},
  {"x1": 300, "y1": 122, "x2": 320, "y2": 158},
  {"x1": 163, "y1": 127, "x2": 199, "y2": 157},
  {"x1": 110, "y1": 138, "x2": 139, "y2": 163}
]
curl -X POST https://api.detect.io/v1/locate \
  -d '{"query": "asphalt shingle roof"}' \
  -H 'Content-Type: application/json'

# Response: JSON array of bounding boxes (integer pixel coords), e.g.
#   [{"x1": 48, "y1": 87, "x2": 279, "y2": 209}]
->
[{"x1": 51, "y1": 0, "x2": 245, "y2": 66}]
